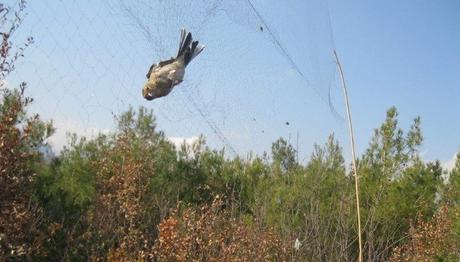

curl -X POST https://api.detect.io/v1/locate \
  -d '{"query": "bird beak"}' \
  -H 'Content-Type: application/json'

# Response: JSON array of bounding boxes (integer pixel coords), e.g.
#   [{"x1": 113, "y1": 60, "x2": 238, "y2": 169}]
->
[
  {"x1": 144, "y1": 92, "x2": 155, "y2": 101},
  {"x1": 143, "y1": 86, "x2": 155, "y2": 100}
]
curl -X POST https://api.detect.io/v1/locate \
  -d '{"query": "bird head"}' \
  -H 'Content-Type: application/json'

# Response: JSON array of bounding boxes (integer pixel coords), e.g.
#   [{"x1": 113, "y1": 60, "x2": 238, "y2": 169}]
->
[
  {"x1": 142, "y1": 82, "x2": 156, "y2": 100},
  {"x1": 142, "y1": 81, "x2": 172, "y2": 100}
]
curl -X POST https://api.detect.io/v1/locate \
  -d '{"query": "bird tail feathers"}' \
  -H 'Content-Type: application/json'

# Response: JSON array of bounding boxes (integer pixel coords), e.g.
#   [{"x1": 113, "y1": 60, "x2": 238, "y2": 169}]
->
[{"x1": 177, "y1": 28, "x2": 205, "y2": 66}]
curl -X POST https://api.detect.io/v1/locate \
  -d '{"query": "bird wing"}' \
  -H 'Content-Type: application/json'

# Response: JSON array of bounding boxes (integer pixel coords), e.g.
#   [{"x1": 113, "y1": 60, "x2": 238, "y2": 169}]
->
[
  {"x1": 146, "y1": 58, "x2": 176, "y2": 79},
  {"x1": 146, "y1": 63, "x2": 157, "y2": 79},
  {"x1": 158, "y1": 57, "x2": 176, "y2": 67}
]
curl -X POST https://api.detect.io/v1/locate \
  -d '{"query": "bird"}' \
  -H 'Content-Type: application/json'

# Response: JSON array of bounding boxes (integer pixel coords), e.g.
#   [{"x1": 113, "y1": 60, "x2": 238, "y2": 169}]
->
[{"x1": 142, "y1": 29, "x2": 205, "y2": 100}]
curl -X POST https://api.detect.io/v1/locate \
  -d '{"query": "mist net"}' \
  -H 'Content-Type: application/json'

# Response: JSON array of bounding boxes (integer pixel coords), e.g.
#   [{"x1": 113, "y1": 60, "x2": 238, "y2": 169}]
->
[{"x1": 8, "y1": 0, "x2": 345, "y2": 159}]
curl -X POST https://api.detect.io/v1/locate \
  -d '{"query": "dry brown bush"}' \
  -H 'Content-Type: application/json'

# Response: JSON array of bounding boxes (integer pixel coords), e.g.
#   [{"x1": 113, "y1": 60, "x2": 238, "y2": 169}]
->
[
  {"x1": 154, "y1": 196, "x2": 292, "y2": 262},
  {"x1": 0, "y1": 1, "x2": 52, "y2": 255},
  {"x1": 390, "y1": 204, "x2": 459, "y2": 261},
  {"x1": 85, "y1": 135, "x2": 158, "y2": 261}
]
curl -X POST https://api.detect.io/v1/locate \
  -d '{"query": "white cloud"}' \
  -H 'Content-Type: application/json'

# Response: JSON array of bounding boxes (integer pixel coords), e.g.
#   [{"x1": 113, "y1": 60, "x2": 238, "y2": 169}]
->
[
  {"x1": 442, "y1": 153, "x2": 458, "y2": 172},
  {"x1": 46, "y1": 119, "x2": 111, "y2": 153},
  {"x1": 46, "y1": 118, "x2": 200, "y2": 155},
  {"x1": 167, "y1": 136, "x2": 199, "y2": 149}
]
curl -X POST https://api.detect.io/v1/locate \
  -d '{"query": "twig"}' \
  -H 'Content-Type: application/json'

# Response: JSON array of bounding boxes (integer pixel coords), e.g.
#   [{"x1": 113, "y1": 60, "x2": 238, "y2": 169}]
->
[{"x1": 333, "y1": 49, "x2": 363, "y2": 262}]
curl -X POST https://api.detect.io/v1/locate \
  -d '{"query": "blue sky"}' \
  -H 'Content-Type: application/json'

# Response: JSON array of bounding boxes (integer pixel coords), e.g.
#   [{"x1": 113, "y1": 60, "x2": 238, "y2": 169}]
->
[
  {"x1": 6, "y1": 0, "x2": 459, "y2": 167},
  {"x1": 328, "y1": 0, "x2": 460, "y2": 166}
]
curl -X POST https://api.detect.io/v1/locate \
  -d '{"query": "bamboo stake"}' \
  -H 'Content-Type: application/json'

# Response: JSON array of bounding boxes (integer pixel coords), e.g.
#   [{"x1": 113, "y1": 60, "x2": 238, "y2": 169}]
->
[{"x1": 333, "y1": 49, "x2": 363, "y2": 262}]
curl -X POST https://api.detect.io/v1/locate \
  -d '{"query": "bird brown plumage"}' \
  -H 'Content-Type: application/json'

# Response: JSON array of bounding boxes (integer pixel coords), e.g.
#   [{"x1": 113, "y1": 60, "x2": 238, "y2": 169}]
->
[{"x1": 142, "y1": 29, "x2": 205, "y2": 100}]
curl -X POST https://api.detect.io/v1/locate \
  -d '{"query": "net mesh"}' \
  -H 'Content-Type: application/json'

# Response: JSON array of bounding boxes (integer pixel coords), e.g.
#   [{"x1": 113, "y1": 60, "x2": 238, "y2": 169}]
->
[{"x1": 7, "y1": 0, "x2": 346, "y2": 158}]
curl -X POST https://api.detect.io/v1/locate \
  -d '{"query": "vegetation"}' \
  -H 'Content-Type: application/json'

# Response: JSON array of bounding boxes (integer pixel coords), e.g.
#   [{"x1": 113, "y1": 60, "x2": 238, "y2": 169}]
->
[
  {"x1": 2, "y1": 90, "x2": 459, "y2": 261},
  {"x1": 1, "y1": 1, "x2": 459, "y2": 261}
]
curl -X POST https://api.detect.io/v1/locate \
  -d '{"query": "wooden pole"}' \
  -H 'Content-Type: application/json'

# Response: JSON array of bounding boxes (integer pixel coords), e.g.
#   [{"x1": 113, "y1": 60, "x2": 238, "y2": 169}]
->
[{"x1": 333, "y1": 49, "x2": 363, "y2": 262}]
